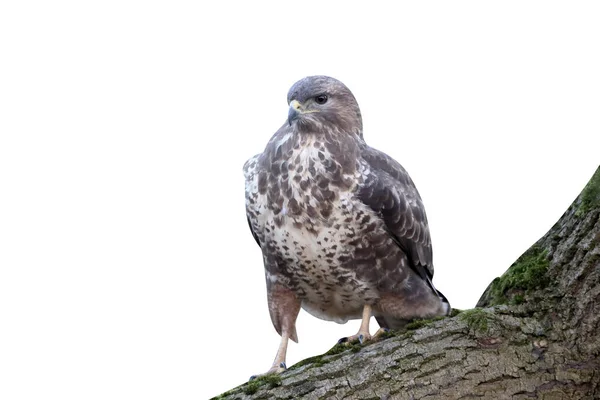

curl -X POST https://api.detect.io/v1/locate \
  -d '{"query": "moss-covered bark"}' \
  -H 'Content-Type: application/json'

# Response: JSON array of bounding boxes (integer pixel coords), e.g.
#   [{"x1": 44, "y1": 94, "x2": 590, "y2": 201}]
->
[{"x1": 214, "y1": 167, "x2": 600, "y2": 400}]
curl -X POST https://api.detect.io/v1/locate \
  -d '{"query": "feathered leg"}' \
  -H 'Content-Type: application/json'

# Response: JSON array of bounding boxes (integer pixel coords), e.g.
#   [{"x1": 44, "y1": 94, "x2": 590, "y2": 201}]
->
[{"x1": 250, "y1": 282, "x2": 300, "y2": 380}]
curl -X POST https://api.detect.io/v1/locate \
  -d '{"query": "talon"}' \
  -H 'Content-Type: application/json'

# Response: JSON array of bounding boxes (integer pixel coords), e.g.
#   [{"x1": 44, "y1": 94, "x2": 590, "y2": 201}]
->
[
  {"x1": 359, "y1": 334, "x2": 365, "y2": 344},
  {"x1": 372, "y1": 327, "x2": 391, "y2": 341},
  {"x1": 338, "y1": 337, "x2": 348, "y2": 344},
  {"x1": 249, "y1": 375, "x2": 257, "y2": 381},
  {"x1": 279, "y1": 362, "x2": 287, "y2": 369}
]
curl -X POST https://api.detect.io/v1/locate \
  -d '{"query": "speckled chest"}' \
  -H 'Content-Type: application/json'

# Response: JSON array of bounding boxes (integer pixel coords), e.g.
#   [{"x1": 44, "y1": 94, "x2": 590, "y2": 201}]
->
[{"x1": 245, "y1": 136, "x2": 381, "y2": 303}]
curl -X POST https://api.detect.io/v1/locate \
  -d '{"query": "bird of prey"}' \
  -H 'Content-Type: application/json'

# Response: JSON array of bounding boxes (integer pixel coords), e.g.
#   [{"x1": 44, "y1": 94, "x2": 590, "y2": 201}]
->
[{"x1": 244, "y1": 76, "x2": 450, "y2": 377}]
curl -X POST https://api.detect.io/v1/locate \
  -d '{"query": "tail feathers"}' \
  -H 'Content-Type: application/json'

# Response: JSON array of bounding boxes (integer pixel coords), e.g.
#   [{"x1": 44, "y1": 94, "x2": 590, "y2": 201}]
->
[
  {"x1": 375, "y1": 288, "x2": 452, "y2": 331},
  {"x1": 437, "y1": 289, "x2": 452, "y2": 316},
  {"x1": 425, "y1": 275, "x2": 451, "y2": 316}
]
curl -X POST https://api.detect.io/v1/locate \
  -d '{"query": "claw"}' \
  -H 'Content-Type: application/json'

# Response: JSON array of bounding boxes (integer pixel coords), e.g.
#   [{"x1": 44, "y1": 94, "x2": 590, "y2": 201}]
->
[
  {"x1": 249, "y1": 375, "x2": 257, "y2": 381},
  {"x1": 359, "y1": 334, "x2": 365, "y2": 344},
  {"x1": 371, "y1": 327, "x2": 392, "y2": 341},
  {"x1": 279, "y1": 362, "x2": 287, "y2": 369},
  {"x1": 337, "y1": 337, "x2": 348, "y2": 344}
]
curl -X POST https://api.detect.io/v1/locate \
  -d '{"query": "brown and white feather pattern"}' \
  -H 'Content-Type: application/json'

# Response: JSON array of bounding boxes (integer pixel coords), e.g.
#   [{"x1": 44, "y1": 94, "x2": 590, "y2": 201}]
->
[{"x1": 244, "y1": 76, "x2": 449, "y2": 331}]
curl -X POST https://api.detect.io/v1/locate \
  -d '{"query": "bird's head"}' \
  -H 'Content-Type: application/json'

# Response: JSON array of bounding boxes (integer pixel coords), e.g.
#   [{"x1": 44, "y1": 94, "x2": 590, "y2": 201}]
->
[{"x1": 286, "y1": 76, "x2": 363, "y2": 138}]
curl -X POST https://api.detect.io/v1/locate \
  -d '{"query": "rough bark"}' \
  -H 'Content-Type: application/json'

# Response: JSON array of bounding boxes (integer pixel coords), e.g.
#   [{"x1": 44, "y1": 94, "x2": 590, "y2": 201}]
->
[{"x1": 214, "y1": 167, "x2": 600, "y2": 400}]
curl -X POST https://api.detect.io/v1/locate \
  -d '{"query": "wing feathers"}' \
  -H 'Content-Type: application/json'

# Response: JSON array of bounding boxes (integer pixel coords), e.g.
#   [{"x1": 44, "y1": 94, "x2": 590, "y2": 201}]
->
[{"x1": 358, "y1": 146, "x2": 434, "y2": 278}]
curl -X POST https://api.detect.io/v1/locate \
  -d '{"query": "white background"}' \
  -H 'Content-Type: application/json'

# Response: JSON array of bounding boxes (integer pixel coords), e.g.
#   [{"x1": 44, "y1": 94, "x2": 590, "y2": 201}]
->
[{"x1": 1, "y1": 1, "x2": 599, "y2": 399}]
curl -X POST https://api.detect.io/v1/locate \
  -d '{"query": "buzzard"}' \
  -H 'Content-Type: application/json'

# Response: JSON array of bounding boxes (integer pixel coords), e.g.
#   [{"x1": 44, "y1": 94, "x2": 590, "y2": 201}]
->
[{"x1": 244, "y1": 76, "x2": 450, "y2": 377}]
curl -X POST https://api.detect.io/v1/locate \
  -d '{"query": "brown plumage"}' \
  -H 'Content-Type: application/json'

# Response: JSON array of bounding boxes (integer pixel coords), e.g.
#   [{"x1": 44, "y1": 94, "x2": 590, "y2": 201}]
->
[{"x1": 244, "y1": 76, "x2": 450, "y2": 378}]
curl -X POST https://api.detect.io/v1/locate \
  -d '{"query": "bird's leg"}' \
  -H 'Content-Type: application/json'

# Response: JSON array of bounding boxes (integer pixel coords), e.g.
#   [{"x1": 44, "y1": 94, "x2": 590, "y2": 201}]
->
[
  {"x1": 249, "y1": 333, "x2": 291, "y2": 380},
  {"x1": 269, "y1": 329, "x2": 292, "y2": 374},
  {"x1": 339, "y1": 304, "x2": 374, "y2": 344},
  {"x1": 249, "y1": 325, "x2": 295, "y2": 381},
  {"x1": 248, "y1": 329, "x2": 293, "y2": 380},
  {"x1": 250, "y1": 283, "x2": 300, "y2": 381}
]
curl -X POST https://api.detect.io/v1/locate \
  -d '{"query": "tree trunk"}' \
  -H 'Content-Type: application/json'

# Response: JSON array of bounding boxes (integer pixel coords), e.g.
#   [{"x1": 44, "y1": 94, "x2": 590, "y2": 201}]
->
[{"x1": 214, "y1": 167, "x2": 600, "y2": 400}]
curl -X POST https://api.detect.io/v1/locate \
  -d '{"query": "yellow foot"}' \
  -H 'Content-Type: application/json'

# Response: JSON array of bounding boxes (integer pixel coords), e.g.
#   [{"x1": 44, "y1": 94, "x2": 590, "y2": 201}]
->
[{"x1": 249, "y1": 362, "x2": 287, "y2": 381}]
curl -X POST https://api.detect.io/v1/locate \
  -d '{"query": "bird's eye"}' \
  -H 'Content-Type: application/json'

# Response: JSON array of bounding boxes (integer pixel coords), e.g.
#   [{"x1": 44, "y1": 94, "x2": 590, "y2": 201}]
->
[{"x1": 315, "y1": 95, "x2": 328, "y2": 105}]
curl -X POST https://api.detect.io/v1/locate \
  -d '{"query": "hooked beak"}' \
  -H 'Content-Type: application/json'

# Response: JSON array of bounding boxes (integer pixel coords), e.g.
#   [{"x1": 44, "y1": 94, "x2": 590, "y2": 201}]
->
[{"x1": 288, "y1": 100, "x2": 302, "y2": 126}]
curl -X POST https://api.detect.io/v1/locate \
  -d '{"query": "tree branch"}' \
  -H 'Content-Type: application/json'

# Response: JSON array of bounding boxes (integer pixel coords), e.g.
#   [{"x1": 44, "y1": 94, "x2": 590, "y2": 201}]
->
[{"x1": 214, "y1": 166, "x2": 600, "y2": 400}]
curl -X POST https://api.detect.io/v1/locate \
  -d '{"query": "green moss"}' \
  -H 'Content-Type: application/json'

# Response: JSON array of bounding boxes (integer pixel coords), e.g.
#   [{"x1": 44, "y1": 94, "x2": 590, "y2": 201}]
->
[
  {"x1": 405, "y1": 316, "x2": 445, "y2": 330},
  {"x1": 450, "y1": 308, "x2": 463, "y2": 317},
  {"x1": 350, "y1": 343, "x2": 362, "y2": 353},
  {"x1": 403, "y1": 330, "x2": 415, "y2": 339},
  {"x1": 577, "y1": 167, "x2": 600, "y2": 217},
  {"x1": 244, "y1": 381, "x2": 260, "y2": 395},
  {"x1": 323, "y1": 343, "x2": 351, "y2": 356},
  {"x1": 511, "y1": 294, "x2": 525, "y2": 305},
  {"x1": 459, "y1": 308, "x2": 496, "y2": 334},
  {"x1": 242, "y1": 374, "x2": 282, "y2": 395},
  {"x1": 289, "y1": 354, "x2": 327, "y2": 370},
  {"x1": 375, "y1": 329, "x2": 397, "y2": 340},
  {"x1": 260, "y1": 374, "x2": 282, "y2": 388},
  {"x1": 288, "y1": 342, "x2": 358, "y2": 371},
  {"x1": 405, "y1": 320, "x2": 427, "y2": 330},
  {"x1": 484, "y1": 245, "x2": 550, "y2": 306},
  {"x1": 311, "y1": 358, "x2": 329, "y2": 367}
]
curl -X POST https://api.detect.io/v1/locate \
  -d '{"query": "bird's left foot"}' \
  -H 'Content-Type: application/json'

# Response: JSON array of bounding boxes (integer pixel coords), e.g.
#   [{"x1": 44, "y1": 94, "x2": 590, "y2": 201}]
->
[
  {"x1": 249, "y1": 362, "x2": 287, "y2": 381},
  {"x1": 337, "y1": 328, "x2": 390, "y2": 345}
]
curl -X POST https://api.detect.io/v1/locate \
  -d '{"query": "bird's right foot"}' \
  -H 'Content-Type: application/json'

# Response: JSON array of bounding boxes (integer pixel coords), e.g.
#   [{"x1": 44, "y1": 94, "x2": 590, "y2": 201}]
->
[{"x1": 249, "y1": 362, "x2": 287, "y2": 381}]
